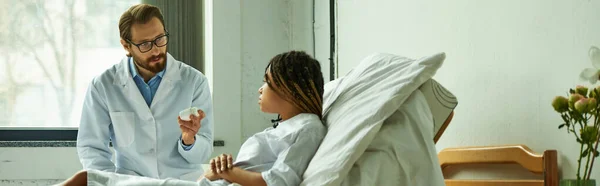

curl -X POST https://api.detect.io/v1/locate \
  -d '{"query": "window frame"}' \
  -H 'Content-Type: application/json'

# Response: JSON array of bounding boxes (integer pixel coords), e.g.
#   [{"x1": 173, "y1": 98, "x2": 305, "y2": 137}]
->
[{"x1": 0, "y1": 127, "x2": 78, "y2": 141}]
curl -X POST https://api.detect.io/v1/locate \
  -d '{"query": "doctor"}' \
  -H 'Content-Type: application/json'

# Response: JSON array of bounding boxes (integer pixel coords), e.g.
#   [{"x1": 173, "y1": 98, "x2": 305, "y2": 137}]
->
[{"x1": 76, "y1": 3, "x2": 213, "y2": 181}]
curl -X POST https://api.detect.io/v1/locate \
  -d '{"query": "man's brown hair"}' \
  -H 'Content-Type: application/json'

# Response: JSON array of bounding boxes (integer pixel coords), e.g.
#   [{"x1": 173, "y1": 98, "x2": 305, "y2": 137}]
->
[{"x1": 118, "y1": 4, "x2": 165, "y2": 41}]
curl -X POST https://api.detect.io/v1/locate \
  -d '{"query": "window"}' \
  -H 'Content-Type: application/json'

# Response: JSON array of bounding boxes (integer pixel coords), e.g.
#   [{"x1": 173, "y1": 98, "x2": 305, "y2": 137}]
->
[{"x1": 0, "y1": 0, "x2": 140, "y2": 128}]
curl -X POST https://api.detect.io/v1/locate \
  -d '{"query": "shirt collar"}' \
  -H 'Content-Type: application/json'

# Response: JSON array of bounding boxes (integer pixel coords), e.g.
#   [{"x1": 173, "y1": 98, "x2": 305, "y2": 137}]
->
[{"x1": 276, "y1": 113, "x2": 320, "y2": 129}]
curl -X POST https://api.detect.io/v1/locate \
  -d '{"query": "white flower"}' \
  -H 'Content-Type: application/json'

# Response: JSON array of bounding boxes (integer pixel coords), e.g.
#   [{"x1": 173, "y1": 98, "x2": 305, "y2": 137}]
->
[{"x1": 580, "y1": 46, "x2": 600, "y2": 84}]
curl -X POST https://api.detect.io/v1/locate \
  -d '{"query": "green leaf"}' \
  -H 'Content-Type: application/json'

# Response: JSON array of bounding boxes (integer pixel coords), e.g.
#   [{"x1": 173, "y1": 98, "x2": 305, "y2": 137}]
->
[
  {"x1": 577, "y1": 139, "x2": 583, "y2": 143},
  {"x1": 595, "y1": 150, "x2": 600, "y2": 158},
  {"x1": 559, "y1": 124, "x2": 566, "y2": 129},
  {"x1": 582, "y1": 149, "x2": 589, "y2": 158}
]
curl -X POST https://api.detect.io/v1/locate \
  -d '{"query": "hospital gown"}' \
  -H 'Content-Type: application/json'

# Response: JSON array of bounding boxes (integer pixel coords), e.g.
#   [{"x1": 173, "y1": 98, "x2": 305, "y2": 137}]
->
[{"x1": 84, "y1": 113, "x2": 326, "y2": 186}]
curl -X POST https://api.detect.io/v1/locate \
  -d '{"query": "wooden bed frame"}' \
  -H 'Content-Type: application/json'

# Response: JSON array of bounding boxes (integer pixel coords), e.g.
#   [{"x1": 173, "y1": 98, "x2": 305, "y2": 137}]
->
[{"x1": 437, "y1": 144, "x2": 559, "y2": 186}]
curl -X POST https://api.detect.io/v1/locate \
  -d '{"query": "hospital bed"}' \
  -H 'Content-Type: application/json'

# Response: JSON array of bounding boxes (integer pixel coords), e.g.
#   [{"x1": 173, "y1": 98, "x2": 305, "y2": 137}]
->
[{"x1": 84, "y1": 52, "x2": 458, "y2": 186}]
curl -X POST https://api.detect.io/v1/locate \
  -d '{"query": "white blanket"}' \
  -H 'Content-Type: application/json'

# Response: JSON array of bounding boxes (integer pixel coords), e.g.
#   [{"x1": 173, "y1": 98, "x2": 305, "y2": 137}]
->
[
  {"x1": 341, "y1": 90, "x2": 445, "y2": 186},
  {"x1": 83, "y1": 169, "x2": 239, "y2": 186},
  {"x1": 84, "y1": 169, "x2": 197, "y2": 186}
]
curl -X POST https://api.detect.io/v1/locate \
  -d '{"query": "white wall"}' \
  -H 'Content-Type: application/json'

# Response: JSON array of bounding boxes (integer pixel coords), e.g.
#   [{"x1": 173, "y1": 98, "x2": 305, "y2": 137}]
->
[
  {"x1": 329, "y1": 0, "x2": 600, "y2": 181},
  {"x1": 209, "y1": 0, "x2": 244, "y2": 159},
  {"x1": 211, "y1": 0, "x2": 315, "y2": 156},
  {"x1": 314, "y1": 0, "x2": 332, "y2": 82},
  {"x1": 239, "y1": 0, "x2": 315, "y2": 142},
  {"x1": 0, "y1": 147, "x2": 79, "y2": 185}
]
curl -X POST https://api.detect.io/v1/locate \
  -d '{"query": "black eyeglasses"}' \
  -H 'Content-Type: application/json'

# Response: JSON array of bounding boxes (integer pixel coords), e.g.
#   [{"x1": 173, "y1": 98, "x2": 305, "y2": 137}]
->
[{"x1": 126, "y1": 32, "x2": 170, "y2": 53}]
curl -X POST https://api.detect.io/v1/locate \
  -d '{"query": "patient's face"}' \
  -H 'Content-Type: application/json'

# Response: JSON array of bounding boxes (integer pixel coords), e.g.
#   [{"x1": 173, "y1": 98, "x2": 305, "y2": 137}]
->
[{"x1": 258, "y1": 69, "x2": 287, "y2": 114}]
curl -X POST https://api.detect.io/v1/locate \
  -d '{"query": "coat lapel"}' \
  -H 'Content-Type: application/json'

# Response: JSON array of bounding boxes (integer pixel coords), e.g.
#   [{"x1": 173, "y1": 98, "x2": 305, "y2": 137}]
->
[
  {"x1": 151, "y1": 53, "x2": 182, "y2": 110},
  {"x1": 113, "y1": 57, "x2": 153, "y2": 118}
]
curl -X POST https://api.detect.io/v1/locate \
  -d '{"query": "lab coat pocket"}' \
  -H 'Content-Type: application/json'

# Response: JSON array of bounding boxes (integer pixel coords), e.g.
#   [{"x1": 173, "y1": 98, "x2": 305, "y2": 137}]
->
[{"x1": 109, "y1": 112, "x2": 135, "y2": 147}]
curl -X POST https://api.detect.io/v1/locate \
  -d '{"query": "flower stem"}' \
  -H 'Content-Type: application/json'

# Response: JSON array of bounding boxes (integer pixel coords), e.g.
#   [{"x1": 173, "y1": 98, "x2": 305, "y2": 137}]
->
[
  {"x1": 577, "y1": 142, "x2": 584, "y2": 180},
  {"x1": 586, "y1": 128, "x2": 600, "y2": 180},
  {"x1": 583, "y1": 145, "x2": 591, "y2": 180},
  {"x1": 576, "y1": 118, "x2": 587, "y2": 180}
]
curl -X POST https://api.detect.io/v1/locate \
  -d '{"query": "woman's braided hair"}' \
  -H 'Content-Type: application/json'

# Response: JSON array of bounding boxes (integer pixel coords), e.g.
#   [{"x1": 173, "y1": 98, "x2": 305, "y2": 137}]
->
[{"x1": 266, "y1": 50, "x2": 324, "y2": 120}]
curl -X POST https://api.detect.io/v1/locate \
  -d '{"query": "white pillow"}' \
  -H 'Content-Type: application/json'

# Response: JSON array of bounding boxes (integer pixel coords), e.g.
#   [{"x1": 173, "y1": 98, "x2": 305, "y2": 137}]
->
[
  {"x1": 301, "y1": 52, "x2": 446, "y2": 186},
  {"x1": 323, "y1": 78, "x2": 458, "y2": 141}
]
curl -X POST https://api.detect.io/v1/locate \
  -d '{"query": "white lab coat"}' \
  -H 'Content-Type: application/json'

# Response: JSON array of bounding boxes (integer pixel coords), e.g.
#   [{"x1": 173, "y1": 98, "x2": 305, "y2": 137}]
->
[
  {"x1": 83, "y1": 113, "x2": 326, "y2": 186},
  {"x1": 77, "y1": 53, "x2": 214, "y2": 181}
]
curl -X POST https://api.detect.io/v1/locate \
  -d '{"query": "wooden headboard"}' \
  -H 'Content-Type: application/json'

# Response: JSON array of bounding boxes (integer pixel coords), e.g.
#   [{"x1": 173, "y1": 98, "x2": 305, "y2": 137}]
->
[{"x1": 438, "y1": 144, "x2": 559, "y2": 186}]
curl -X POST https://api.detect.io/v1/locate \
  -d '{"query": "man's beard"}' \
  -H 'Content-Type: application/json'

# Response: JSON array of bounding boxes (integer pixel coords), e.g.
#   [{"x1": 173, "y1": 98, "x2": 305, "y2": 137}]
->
[{"x1": 133, "y1": 52, "x2": 166, "y2": 74}]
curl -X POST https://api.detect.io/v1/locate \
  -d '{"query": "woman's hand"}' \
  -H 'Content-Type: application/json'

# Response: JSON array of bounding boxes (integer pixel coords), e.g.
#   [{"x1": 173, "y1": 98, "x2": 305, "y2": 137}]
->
[
  {"x1": 201, "y1": 154, "x2": 234, "y2": 182},
  {"x1": 203, "y1": 168, "x2": 221, "y2": 181},
  {"x1": 210, "y1": 154, "x2": 234, "y2": 174}
]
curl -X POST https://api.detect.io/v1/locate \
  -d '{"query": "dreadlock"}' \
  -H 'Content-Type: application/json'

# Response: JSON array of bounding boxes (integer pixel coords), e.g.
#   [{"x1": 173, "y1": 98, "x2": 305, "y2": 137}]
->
[{"x1": 265, "y1": 51, "x2": 324, "y2": 127}]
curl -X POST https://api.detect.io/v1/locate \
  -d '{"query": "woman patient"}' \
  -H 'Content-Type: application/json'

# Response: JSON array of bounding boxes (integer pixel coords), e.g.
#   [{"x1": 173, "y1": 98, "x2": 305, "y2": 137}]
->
[{"x1": 61, "y1": 50, "x2": 326, "y2": 186}]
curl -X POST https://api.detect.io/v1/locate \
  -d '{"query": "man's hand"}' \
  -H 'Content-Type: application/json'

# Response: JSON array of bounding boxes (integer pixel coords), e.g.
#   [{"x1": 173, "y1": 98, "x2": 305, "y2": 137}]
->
[{"x1": 178, "y1": 109, "x2": 205, "y2": 145}]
